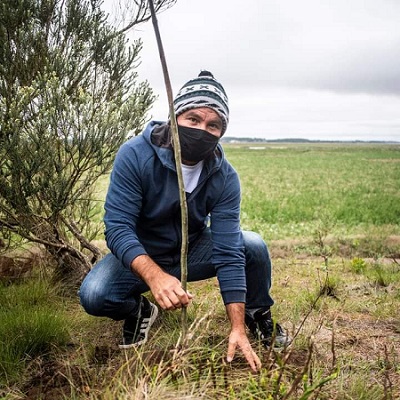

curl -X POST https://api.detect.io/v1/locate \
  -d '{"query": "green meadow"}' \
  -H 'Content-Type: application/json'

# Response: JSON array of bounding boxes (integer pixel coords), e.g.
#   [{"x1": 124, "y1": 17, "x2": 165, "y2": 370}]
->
[
  {"x1": 1, "y1": 142, "x2": 399, "y2": 399},
  {"x1": 233, "y1": 142, "x2": 400, "y2": 238}
]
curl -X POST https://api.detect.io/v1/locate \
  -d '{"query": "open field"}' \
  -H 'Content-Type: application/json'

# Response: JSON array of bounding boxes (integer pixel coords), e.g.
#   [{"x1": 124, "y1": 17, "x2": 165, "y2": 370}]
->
[{"x1": 1, "y1": 142, "x2": 400, "y2": 399}]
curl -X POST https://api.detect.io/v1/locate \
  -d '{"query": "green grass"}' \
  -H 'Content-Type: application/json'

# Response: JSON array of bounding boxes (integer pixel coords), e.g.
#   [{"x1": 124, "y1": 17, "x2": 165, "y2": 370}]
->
[
  {"x1": 0, "y1": 280, "x2": 70, "y2": 385},
  {"x1": 1, "y1": 142, "x2": 400, "y2": 399},
  {"x1": 228, "y1": 143, "x2": 400, "y2": 240}
]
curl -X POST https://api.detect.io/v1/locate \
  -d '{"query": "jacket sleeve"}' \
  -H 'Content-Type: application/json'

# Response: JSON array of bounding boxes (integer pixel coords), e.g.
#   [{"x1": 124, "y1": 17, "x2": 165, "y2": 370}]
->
[
  {"x1": 104, "y1": 141, "x2": 148, "y2": 269},
  {"x1": 210, "y1": 166, "x2": 246, "y2": 305}
]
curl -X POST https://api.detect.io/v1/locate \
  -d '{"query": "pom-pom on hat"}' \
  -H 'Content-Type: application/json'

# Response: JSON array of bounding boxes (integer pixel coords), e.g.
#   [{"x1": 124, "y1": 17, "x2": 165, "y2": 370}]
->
[{"x1": 173, "y1": 70, "x2": 229, "y2": 135}]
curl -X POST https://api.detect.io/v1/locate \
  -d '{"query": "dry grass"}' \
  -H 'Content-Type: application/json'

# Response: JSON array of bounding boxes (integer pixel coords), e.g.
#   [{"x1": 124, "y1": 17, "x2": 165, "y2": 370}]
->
[{"x1": 2, "y1": 246, "x2": 399, "y2": 399}]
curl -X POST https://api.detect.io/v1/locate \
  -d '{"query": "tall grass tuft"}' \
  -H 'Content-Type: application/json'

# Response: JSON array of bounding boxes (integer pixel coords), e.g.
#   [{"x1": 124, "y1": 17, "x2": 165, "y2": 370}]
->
[{"x1": 0, "y1": 279, "x2": 70, "y2": 384}]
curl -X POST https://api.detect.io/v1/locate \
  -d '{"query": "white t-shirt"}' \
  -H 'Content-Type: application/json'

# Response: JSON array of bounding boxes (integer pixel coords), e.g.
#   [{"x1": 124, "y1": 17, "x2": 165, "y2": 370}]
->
[{"x1": 181, "y1": 161, "x2": 204, "y2": 193}]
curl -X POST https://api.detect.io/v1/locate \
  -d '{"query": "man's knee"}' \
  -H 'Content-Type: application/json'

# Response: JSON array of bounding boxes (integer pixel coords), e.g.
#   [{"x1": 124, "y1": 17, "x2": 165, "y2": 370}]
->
[
  {"x1": 243, "y1": 231, "x2": 270, "y2": 258},
  {"x1": 243, "y1": 230, "x2": 265, "y2": 245},
  {"x1": 79, "y1": 255, "x2": 116, "y2": 316},
  {"x1": 79, "y1": 273, "x2": 108, "y2": 316}
]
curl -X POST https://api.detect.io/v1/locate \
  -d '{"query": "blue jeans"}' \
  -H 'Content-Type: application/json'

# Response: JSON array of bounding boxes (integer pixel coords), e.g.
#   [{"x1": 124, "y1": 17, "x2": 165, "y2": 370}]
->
[{"x1": 79, "y1": 229, "x2": 274, "y2": 320}]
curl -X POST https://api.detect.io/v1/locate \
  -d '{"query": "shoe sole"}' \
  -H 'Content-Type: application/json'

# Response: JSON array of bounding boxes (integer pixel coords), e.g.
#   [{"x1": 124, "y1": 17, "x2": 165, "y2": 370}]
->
[{"x1": 119, "y1": 304, "x2": 159, "y2": 349}]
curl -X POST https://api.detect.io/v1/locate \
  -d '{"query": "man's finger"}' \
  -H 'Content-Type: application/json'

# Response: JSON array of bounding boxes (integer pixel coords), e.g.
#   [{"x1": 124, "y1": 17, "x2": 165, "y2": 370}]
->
[
  {"x1": 186, "y1": 290, "x2": 194, "y2": 299},
  {"x1": 226, "y1": 340, "x2": 236, "y2": 363},
  {"x1": 247, "y1": 351, "x2": 262, "y2": 373},
  {"x1": 241, "y1": 345, "x2": 262, "y2": 373},
  {"x1": 174, "y1": 288, "x2": 194, "y2": 307}
]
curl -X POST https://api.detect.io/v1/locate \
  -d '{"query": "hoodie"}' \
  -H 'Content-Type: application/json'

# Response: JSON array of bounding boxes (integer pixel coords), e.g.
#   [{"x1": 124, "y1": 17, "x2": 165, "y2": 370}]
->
[{"x1": 104, "y1": 121, "x2": 246, "y2": 304}]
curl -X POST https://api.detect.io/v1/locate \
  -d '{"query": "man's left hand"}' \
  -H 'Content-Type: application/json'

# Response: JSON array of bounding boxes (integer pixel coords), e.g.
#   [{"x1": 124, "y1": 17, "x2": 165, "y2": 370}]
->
[
  {"x1": 225, "y1": 303, "x2": 262, "y2": 372},
  {"x1": 226, "y1": 328, "x2": 262, "y2": 373}
]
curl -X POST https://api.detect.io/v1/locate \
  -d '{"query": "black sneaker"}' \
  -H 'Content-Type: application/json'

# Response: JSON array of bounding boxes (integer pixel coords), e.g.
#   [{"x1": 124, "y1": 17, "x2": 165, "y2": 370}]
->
[
  {"x1": 245, "y1": 308, "x2": 291, "y2": 348},
  {"x1": 119, "y1": 296, "x2": 158, "y2": 349}
]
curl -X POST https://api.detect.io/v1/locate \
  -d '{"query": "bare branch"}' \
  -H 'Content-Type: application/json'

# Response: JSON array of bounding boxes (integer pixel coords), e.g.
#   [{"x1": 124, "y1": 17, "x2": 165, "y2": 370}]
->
[
  {"x1": 61, "y1": 217, "x2": 103, "y2": 263},
  {"x1": 148, "y1": 0, "x2": 189, "y2": 337}
]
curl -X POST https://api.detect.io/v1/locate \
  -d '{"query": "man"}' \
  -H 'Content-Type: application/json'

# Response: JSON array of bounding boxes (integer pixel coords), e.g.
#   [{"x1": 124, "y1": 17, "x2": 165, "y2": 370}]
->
[{"x1": 79, "y1": 71, "x2": 290, "y2": 372}]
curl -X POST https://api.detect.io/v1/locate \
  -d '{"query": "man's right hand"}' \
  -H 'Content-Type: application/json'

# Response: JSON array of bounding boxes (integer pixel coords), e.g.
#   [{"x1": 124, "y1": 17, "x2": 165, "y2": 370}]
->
[
  {"x1": 147, "y1": 268, "x2": 193, "y2": 310},
  {"x1": 131, "y1": 255, "x2": 193, "y2": 310}
]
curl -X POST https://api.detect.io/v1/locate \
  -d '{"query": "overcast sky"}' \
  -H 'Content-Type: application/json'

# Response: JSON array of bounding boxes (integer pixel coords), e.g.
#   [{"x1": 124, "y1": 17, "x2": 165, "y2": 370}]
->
[{"x1": 107, "y1": 0, "x2": 400, "y2": 141}]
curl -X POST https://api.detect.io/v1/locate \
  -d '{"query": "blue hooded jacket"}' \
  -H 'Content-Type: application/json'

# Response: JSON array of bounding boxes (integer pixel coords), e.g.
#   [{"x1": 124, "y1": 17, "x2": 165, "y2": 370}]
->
[{"x1": 104, "y1": 121, "x2": 246, "y2": 304}]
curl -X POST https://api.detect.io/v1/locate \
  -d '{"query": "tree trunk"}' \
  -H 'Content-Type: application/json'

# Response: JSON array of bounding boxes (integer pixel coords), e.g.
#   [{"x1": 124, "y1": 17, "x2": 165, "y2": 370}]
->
[{"x1": 48, "y1": 245, "x2": 91, "y2": 289}]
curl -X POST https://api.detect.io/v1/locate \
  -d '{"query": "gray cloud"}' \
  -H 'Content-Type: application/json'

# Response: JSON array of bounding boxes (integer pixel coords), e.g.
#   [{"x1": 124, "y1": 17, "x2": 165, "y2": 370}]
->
[
  {"x1": 104, "y1": 0, "x2": 400, "y2": 140},
  {"x1": 141, "y1": 0, "x2": 400, "y2": 96}
]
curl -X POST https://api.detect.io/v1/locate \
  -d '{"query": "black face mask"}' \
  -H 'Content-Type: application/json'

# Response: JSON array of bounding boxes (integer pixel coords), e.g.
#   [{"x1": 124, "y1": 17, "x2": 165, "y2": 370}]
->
[{"x1": 177, "y1": 125, "x2": 219, "y2": 162}]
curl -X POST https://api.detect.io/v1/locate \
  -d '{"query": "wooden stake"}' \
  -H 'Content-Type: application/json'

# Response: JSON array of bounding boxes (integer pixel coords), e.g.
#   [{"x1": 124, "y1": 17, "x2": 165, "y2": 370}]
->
[{"x1": 148, "y1": 0, "x2": 189, "y2": 337}]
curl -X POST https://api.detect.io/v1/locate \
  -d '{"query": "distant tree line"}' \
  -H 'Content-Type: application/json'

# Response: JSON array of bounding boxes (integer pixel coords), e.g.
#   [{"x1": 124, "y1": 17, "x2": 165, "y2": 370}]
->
[{"x1": 221, "y1": 137, "x2": 398, "y2": 144}]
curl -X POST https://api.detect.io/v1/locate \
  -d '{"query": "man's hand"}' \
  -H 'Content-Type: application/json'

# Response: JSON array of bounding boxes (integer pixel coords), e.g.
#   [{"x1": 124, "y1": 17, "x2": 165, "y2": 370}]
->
[
  {"x1": 226, "y1": 303, "x2": 262, "y2": 373},
  {"x1": 148, "y1": 269, "x2": 193, "y2": 310},
  {"x1": 131, "y1": 255, "x2": 193, "y2": 310}
]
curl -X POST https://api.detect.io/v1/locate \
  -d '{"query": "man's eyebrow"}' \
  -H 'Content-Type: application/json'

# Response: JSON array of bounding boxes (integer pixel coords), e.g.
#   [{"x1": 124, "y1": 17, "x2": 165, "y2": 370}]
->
[
  {"x1": 185, "y1": 110, "x2": 202, "y2": 118},
  {"x1": 210, "y1": 118, "x2": 222, "y2": 127}
]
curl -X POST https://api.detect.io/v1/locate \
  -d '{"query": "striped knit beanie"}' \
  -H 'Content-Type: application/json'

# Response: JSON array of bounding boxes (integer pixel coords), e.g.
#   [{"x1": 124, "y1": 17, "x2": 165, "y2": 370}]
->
[{"x1": 173, "y1": 70, "x2": 229, "y2": 135}]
